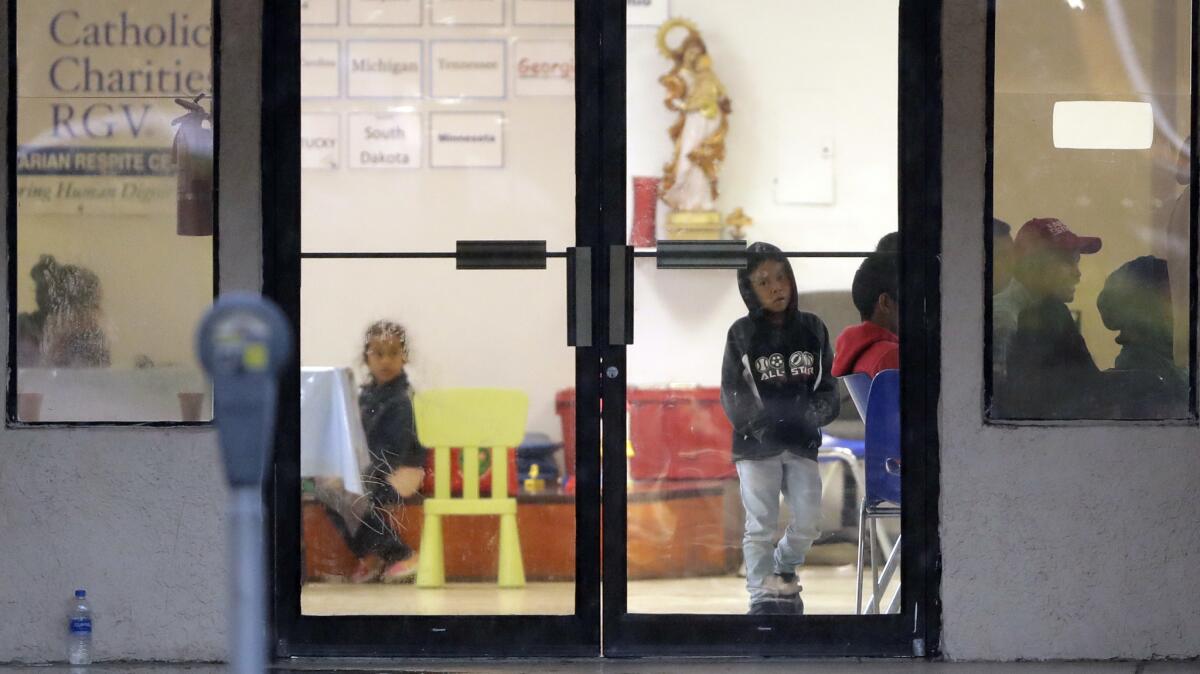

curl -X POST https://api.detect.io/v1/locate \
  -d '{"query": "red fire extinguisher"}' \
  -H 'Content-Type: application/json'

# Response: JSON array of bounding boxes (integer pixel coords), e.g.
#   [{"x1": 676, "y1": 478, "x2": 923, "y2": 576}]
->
[{"x1": 172, "y1": 94, "x2": 213, "y2": 236}]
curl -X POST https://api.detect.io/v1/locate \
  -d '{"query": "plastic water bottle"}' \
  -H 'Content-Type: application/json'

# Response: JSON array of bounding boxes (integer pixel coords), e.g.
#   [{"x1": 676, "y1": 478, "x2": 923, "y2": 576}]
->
[{"x1": 67, "y1": 589, "x2": 92, "y2": 665}]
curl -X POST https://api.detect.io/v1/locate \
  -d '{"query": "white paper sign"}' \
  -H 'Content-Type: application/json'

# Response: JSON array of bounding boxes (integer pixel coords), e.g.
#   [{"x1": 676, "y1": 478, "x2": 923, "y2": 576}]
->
[
  {"x1": 301, "y1": 114, "x2": 341, "y2": 169},
  {"x1": 348, "y1": 0, "x2": 422, "y2": 26},
  {"x1": 348, "y1": 112, "x2": 421, "y2": 169},
  {"x1": 626, "y1": 0, "x2": 668, "y2": 26},
  {"x1": 430, "y1": 112, "x2": 504, "y2": 168},
  {"x1": 430, "y1": 41, "x2": 506, "y2": 99},
  {"x1": 431, "y1": 0, "x2": 505, "y2": 25},
  {"x1": 347, "y1": 41, "x2": 422, "y2": 98},
  {"x1": 301, "y1": 41, "x2": 341, "y2": 98},
  {"x1": 514, "y1": 41, "x2": 574, "y2": 97},
  {"x1": 301, "y1": 0, "x2": 339, "y2": 25},
  {"x1": 514, "y1": 0, "x2": 573, "y2": 26}
]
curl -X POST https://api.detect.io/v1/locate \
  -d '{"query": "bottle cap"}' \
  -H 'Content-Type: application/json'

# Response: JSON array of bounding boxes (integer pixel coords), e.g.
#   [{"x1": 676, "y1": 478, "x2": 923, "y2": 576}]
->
[{"x1": 75, "y1": 589, "x2": 86, "y2": 598}]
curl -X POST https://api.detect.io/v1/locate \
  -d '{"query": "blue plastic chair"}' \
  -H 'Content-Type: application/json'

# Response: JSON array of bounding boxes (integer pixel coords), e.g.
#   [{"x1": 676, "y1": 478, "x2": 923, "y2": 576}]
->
[
  {"x1": 818, "y1": 374, "x2": 873, "y2": 534},
  {"x1": 855, "y1": 369, "x2": 902, "y2": 615},
  {"x1": 843, "y1": 372, "x2": 872, "y2": 422}
]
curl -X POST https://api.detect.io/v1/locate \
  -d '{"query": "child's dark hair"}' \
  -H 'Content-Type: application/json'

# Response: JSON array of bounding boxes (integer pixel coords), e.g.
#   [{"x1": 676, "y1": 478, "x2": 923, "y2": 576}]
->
[
  {"x1": 851, "y1": 253, "x2": 899, "y2": 321},
  {"x1": 361, "y1": 319, "x2": 410, "y2": 365}
]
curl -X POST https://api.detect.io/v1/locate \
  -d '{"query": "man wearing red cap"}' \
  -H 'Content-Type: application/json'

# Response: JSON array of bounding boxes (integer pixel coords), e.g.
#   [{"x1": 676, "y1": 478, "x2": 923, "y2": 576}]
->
[{"x1": 992, "y1": 217, "x2": 1103, "y2": 417}]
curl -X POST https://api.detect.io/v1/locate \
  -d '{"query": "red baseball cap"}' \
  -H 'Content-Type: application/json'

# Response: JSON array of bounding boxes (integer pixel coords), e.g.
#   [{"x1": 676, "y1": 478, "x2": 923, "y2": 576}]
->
[{"x1": 1014, "y1": 217, "x2": 1102, "y2": 257}]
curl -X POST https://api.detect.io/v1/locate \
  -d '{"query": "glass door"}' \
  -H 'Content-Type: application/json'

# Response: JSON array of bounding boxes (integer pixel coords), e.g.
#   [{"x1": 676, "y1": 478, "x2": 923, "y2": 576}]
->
[
  {"x1": 267, "y1": 0, "x2": 941, "y2": 659},
  {"x1": 271, "y1": 0, "x2": 602, "y2": 657},
  {"x1": 599, "y1": 0, "x2": 940, "y2": 656}
]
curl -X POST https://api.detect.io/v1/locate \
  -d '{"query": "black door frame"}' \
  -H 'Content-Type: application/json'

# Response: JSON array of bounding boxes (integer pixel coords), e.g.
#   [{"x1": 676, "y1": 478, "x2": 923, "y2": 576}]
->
[
  {"x1": 264, "y1": 0, "x2": 603, "y2": 658},
  {"x1": 262, "y1": 0, "x2": 942, "y2": 660},
  {"x1": 596, "y1": 0, "x2": 942, "y2": 658}
]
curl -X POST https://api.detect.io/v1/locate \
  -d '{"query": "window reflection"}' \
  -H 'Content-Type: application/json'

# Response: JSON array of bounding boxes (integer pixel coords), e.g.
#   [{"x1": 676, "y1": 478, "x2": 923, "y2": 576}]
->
[
  {"x1": 990, "y1": 0, "x2": 1194, "y2": 421},
  {"x1": 14, "y1": 0, "x2": 215, "y2": 423}
]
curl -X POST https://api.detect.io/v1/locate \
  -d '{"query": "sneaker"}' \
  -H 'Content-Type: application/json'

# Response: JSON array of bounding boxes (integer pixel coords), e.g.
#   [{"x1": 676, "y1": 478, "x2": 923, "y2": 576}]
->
[
  {"x1": 762, "y1": 572, "x2": 799, "y2": 595},
  {"x1": 748, "y1": 595, "x2": 800, "y2": 615},
  {"x1": 350, "y1": 555, "x2": 383, "y2": 583},
  {"x1": 380, "y1": 554, "x2": 419, "y2": 583}
]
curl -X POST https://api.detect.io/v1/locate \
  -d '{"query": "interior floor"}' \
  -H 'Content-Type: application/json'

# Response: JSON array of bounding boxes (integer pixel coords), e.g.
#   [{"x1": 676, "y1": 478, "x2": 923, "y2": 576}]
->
[{"x1": 300, "y1": 563, "x2": 879, "y2": 616}]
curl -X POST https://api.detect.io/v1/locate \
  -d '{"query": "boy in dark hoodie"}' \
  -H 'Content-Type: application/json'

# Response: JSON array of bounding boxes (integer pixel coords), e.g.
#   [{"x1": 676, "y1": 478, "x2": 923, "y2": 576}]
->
[
  {"x1": 1096, "y1": 256, "x2": 1188, "y2": 418},
  {"x1": 720, "y1": 242, "x2": 840, "y2": 615},
  {"x1": 832, "y1": 252, "x2": 899, "y2": 378}
]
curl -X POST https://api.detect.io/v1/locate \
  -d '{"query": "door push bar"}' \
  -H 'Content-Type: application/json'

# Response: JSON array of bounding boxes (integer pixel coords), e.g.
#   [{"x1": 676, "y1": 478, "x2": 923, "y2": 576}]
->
[
  {"x1": 455, "y1": 240, "x2": 548, "y2": 270},
  {"x1": 653, "y1": 240, "x2": 747, "y2": 269},
  {"x1": 454, "y1": 240, "x2": 747, "y2": 348},
  {"x1": 453, "y1": 240, "x2": 594, "y2": 348}
]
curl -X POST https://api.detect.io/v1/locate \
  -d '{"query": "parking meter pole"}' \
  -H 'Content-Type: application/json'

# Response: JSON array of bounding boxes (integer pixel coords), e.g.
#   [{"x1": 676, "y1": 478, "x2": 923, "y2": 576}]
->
[
  {"x1": 196, "y1": 293, "x2": 291, "y2": 674},
  {"x1": 229, "y1": 487, "x2": 266, "y2": 674}
]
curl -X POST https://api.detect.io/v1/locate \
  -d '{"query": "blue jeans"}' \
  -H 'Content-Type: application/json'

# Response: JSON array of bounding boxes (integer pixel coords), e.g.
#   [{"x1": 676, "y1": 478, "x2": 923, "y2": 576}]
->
[{"x1": 736, "y1": 452, "x2": 822, "y2": 602}]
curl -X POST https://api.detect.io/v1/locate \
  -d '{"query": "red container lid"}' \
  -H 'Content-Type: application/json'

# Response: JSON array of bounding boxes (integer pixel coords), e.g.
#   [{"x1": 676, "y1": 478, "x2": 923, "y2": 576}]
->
[{"x1": 627, "y1": 386, "x2": 721, "y2": 404}]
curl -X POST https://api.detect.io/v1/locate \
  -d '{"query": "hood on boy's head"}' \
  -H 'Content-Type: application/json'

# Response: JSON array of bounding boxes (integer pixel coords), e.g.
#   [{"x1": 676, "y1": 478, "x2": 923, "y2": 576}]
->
[
  {"x1": 737, "y1": 242, "x2": 799, "y2": 317},
  {"x1": 1097, "y1": 255, "x2": 1172, "y2": 343}
]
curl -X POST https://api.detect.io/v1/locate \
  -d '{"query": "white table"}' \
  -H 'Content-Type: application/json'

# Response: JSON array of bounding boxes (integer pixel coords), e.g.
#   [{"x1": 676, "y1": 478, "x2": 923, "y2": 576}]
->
[{"x1": 300, "y1": 367, "x2": 369, "y2": 494}]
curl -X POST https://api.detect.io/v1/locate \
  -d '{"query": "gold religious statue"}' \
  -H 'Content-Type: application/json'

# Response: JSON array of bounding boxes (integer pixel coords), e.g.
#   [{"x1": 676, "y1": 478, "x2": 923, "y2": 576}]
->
[
  {"x1": 657, "y1": 19, "x2": 733, "y2": 238},
  {"x1": 658, "y1": 18, "x2": 729, "y2": 212}
]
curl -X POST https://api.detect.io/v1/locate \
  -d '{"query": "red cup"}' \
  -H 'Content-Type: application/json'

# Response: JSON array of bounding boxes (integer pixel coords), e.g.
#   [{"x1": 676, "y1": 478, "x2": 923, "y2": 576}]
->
[{"x1": 631, "y1": 177, "x2": 660, "y2": 247}]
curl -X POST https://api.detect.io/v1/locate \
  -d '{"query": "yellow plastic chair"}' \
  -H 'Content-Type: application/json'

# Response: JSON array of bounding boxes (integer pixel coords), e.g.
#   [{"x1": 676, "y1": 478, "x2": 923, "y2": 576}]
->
[{"x1": 412, "y1": 388, "x2": 528, "y2": 588}]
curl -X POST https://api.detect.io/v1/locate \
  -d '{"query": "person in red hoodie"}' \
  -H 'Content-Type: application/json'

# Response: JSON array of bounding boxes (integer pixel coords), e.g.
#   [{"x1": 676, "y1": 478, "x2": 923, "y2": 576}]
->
[{"x1": 832, "y1": 252, "x2": 899, "y2": 377}]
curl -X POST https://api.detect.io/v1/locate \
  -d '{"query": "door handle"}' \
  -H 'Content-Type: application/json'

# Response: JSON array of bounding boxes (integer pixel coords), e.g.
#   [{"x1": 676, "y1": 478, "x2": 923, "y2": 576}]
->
[
  {"x1": 568, "y1": 247, "x2": 592, "y2": 347},
  {"x1": 609, "y1": 245, "x2": 633, "y2": 346}
]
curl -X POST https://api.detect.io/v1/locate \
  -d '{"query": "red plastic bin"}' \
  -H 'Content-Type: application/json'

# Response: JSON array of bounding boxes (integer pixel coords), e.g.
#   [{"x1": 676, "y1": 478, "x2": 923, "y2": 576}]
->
[
  {"x1": 627, "y1": 387, "x2": 737, "y2": 481},
  {"x1": 555, "y1": 389, "x2": 577, "y2": 477}
]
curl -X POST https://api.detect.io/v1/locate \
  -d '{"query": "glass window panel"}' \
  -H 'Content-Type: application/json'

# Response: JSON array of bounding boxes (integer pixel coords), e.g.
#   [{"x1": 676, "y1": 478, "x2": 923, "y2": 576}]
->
[
  {"x1": 299, "y1": 1, "x2": 577, "y2": 615},
  {"x1": 990, "y1": 0, "x2": 1195, "y2": 421},
  {"x1": 299, "y1": 260, "x2": 576, "y2": 616},
  {"x1": 13, "y1": 0, "x2": 216, "y2": 423},
  {"x1": 625, "y1": 0, "x2": 900, "y2": 618},
  {"x1": 627, "y1": 255, "x2": 895, "y2": 616}
]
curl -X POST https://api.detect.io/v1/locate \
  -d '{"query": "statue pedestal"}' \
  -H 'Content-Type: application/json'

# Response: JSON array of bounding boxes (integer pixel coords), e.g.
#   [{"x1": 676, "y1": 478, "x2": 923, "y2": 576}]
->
[{"x1": 666, "y1": 211, "x2": 723, "y2": 240}]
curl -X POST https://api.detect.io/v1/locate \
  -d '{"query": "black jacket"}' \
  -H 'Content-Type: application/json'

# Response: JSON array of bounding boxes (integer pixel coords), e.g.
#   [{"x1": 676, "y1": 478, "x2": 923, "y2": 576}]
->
[
  {"x1": 720, "y1": 243, "x2": 840, "y2": 461},
  {"x1": 359, "y1": 373, "x2": 427, "y2": 495},
  {"x1": 1004, "y1": 299, "x2": 1106, "y2": 418}
]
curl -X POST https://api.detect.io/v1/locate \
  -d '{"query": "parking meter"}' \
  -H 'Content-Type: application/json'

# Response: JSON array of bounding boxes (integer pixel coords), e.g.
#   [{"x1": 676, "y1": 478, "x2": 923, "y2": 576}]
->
[
  {"x1": 196, "y1": 293, "x2": 291, "y2": 674},
  {"x1": 197, "y1": 293, "x2": 291, "y2": 487}
]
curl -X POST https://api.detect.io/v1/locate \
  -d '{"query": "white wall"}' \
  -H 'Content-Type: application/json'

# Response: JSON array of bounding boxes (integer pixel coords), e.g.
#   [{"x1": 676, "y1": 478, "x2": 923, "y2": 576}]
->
[
  {"x1": 299, "y1": 16, "x2": 578, "y2": 438},
  {"x1": 940, "y1": 1, "x2": 1200, "y2": 659},
  {"x1": 302, "y1": 0, "x2": 899, "y2": 434},
  {"x1": 626, "y1": 0, "x2": 897, "y2": 388}
]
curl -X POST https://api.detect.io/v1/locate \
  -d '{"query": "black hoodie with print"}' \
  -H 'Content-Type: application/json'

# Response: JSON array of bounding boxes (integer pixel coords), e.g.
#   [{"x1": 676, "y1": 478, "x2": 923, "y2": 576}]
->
[{"x1": 720, "y1": 243, "x2": 840, "y2": 462}]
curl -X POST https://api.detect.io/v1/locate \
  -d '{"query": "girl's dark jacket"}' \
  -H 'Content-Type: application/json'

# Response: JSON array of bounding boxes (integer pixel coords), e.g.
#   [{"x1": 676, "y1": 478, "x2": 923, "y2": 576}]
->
[{"x1": 359, "y1": 372, "x2": 427, "y2": 495}]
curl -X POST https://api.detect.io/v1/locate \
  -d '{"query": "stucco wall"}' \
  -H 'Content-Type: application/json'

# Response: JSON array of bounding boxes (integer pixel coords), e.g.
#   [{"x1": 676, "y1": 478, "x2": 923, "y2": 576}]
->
[
  {"x1": 0, "y1": 0, "x2": 261, "y2": 662},
  {"x1": 939, "y1": 0, "x2": 1200, "y2": 660}
]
